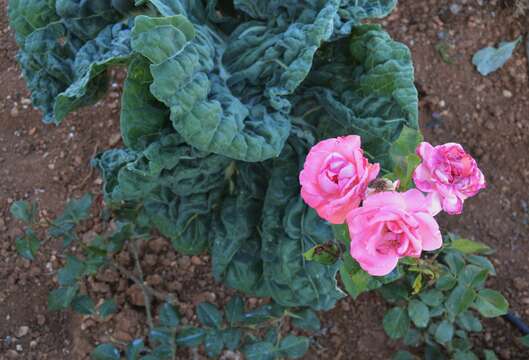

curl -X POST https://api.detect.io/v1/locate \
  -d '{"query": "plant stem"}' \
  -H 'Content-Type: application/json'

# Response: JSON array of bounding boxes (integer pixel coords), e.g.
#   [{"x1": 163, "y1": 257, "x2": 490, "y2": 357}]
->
[{"x1": 130, "y1": 239, "x2": 154, "y2": 330}]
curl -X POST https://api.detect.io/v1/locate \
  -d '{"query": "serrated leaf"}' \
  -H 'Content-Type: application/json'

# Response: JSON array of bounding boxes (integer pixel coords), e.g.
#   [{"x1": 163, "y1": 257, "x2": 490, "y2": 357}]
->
[
  {"x1": 458, "y1": 265, "x2": 488, "y2": 288},
  {"x1": 222, "y1": 328, "x2": 242, "y2": 351},
  {"x1": 15, "y1": 229, "x2": 40, "y2": 261},
  {"x1": 158, "y1": 303, "x2": 180, "y2": 328},
  {"x1": 383, "y1": 307, "x2": 410, "y2": 339},
  {"x1": 389, "y1": 125, "x2": 423, "y2": 190},
  {"x1": 204, "y1": 330, "x2": 224, "y2": 358},
  {"x1": 98, "y1": 299, "x2": 118, "y2": 318},
  {"x1": 197, "y1": 302, "x2": 223, "y2": 329},
  {"x1": 446, "y1": 285, "x2": 476, "y2": 317},
  {"x1": 419, "y1": 289, "x2": 444, "y2": 307},
  {"x1": 10, "y1": 200, "x2": 37, "y2": 224},
  {"x1": 291, "y1": 309, "x2": 321, "y2": 332},
  {"x1": 243, "y1": 342, "x2": 277, "y2": 360},
  {"x1": 225, "y1": 296, "x2": 244, "y2": 326},
  {"x1": 408, "y1": 300, "x2": 430, "y2": 328},
  {"x1": 91, "y1": 343, "x2": 120, "y2": 360},
  {"x1": 472, "y1": 289, "x2": 508, "y2": 318},
  {"x1": 456, "y1": 312, "x2": 482, "y2": 332},
  {"x1": 472, "y1": 37, "x2": 521, "y2": 76},
  {"x1": 72, "y1": 295, "x2": 96, "y2": 315},
  {"x1": 279, "y1": 335, "x2": 310, "y2": 359},
  {"x1": 403, "y1": 328, "x2": 422, "y2": 348},
  {"x1": 451, "y1": 239, "x2": 492, "y2": 255},
  {"x1": 466, "y1": 255, "x2": 496, "y2": 276},
  {"x1": 434, "y1": 320, "x2": 454, "y2": 344},
  {"x1": 175, "y1": 327, "x2": 205, "y2": 347},
  {"x1": 48, "y1": 286, "x2": 79, "y2": 311},
  {"x1": 58, "y1": 255, "x2": 85, "y2": 286}
]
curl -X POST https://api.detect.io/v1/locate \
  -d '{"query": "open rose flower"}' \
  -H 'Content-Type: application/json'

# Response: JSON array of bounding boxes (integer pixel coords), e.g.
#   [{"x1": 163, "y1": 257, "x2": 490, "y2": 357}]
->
[
  {"x1": 346, "y1": 189, "x2": 442, "y2": 276},
  {"x1": 300, "y1": 135, "x2": 380, "y2": 224},
  {"x1": 413, "y1": 142, "x2": 486, "y2": 215}
]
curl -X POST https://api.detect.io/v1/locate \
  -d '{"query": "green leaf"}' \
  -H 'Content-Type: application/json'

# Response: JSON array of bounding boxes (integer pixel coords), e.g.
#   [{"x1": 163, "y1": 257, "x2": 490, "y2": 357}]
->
[
  {"x1": 332, "y1": 224, "x2": 350, "y2": 245},
  {"x1": 456, "y1": 312, "x2": 482, "y2": 332},
  {"x1": 98, "y1": 299, "x2": 118, "y2": 318},
  {"x1": 446, "y1": 285, "x2": 477, "y2": 317},
  {"x1": 149, "y1": 327, "x2": 174, "y2": 346},
  {"x1": 403, "y1": 328, "x2": 422, "y2": 347},
  {"x1": 225, "y1": 296, "x2": 244, "y2": 326},
  {"x1": 91, "y1": 344, "x2": 121, "y2": 360},
  {"x1": 458, "y1": 265, "x2": 488, "y2": 288},
  {"x1": 58, "y1": 255, "x2": 85, "y2": 286},
  {"x1": 444, "y1": 252, "x2": 466, "y2": 275},
  {"x1": 419, "y1": 289, "x2": 444, "y2": 307},
  {"x1": 175, "y1": 327, "x2": 206, "y2": 347},
  {"x1": 434, "y1": 320, "x2": 454, "y2": 344},
  {"x1": 291, "y1": 309, "x2": 321, "y2": 332},
  {"x1": 483, "y1": 350, "x2": 499, "y2": 360},
  {"x1": 126, "y1": 339, "x2": 145, "y2": 360},
  {"x1": 472, "y1": 289, "x2": 508, "y2": 318},
  {"x1": 48, "y1": 286, "x2": 79, "y2": 311},
  {"x1": 429, "y1": 305, "x2": 445, "y2": 318},
  {"x1": 222, "y1": 328, "x2": 242, "y2": 351},
  {"x1": 383, "y1": 307, "x2": 410, "y2": 339},
  {"x1": 204, "y1": 330, "x2": 224, "y2": 358},
  {"x1": 303, "y1": 242, "x2": 341, "y2": 265},
  {"x1": 197, "y1": 302, "x2": 223, "y2": 329},
  {"x1": 243, "y1": 342, "x2": 277, "y2": 360},
  {"x1": 408, "y1": 300, "x2": 430, "y2": 328},
  {"x1": 72, "y1": 295, "x2": 96, "y2": 315},
  {"x1": 279, "y1": 335, "x2": 310, "y2": 359},
  {"x1": 389, "y1": 125, "x2": 423, "y2": 190},
  {"x1": 436, "y1": 272, "x2": 457, "y2": 291},
  {"x1": 393, "y1": 351, "x2": 416, "y2": 360},
  {"x1": 158, "y1": 303, "x2": 180, "y2": 328},
  {"x1": 15, "y1": 229, "x2": 40, "y2": 261},
  {"x1": 472, "y1": 37, "x2": 521, "y2": 76},
  {"x1": 10, "y1": 200, "x2": 37, "y2": 224},
  {"x1": 466, "y1": 255, "x2": 496, "y2": 276},
  {"x1": 453, "y1": 351, "x2": 479, "y2": 360},
  {"x1": 451, "y1": 239, "x2": 492, "y2": 255}
]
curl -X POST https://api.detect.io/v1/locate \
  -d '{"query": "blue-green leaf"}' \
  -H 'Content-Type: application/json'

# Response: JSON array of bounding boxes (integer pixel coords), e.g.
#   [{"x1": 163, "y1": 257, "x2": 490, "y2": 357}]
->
[
  {"x1": 472, "y1": 37, "x2": 521, "y2": 76},
  {"x1": 91, "y1": 343, "x2": 121, "y2": 360}
]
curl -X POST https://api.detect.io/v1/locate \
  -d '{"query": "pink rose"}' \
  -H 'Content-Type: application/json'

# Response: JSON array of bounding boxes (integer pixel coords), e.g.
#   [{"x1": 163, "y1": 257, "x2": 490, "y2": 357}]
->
[
  {"x1": 300, "y1": 135, "x2": 380, "y2": 224},
  {"x1": 413, "y1": 142, "x2": 486, "y2": 215},
  {"x1": 346, "y1": 190, "x2": 443, "y2": 276}
]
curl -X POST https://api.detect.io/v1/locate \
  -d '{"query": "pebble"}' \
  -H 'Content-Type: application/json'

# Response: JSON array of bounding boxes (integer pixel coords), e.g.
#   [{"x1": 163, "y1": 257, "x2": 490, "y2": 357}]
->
[
  {"x1": 15, "y1": 326, "x2": 29, "y2": 338},
  {"x1": 449, "y1": 3, "x2": 462, "y2": 15},
  {"x1": 503, "y1": 90, "x2": 513, "y2": 98},
  {"x1": 126, "y1": 284, "x2": 145, "y2": 306},
  {"x1": 108, "y1": 133, "x2": 121, "y2": 146}
]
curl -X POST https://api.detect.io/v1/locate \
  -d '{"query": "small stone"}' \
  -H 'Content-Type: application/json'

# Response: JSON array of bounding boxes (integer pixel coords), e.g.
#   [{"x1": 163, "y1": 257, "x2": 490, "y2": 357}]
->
[
  {"x1": 108, "y1": 133, "x2": 122, "y2": 146},
  {"x1": 10, "y1": 107, "x2": 19, "y2": 117},
  {"x1": 28, "y1": 127, "x2": 37, "y2": 136},
  {"x1": 126, "y1": 284, "x2": 145, "y2": 306},
  {"x1": 146, "y1": 274, "x2": 162, "y2": 286},
  {"x1": 29, "y1": 340, "x2": 37, "y2": 349},
  {"x1": 5, "y1": 350, "x2": 19, "y2": 359},
  {"x1": 36, "y1": 314, "x2": 46, "y2": 326},
  {"x1": 449, "y1": 3, "x2": 461, "y2": 14},
  {"x1": 148, "y1": 238, "x2": 167, "y2": 254},
  {"x1": 15, "y1": 326, "x2": 29, "y2": 338},
  {"x1": 191, "y1": 256, "x2": 203, "y2": 266},
  {"x1": 502, "y1": 90, "x2": 513, "y2": 98}
]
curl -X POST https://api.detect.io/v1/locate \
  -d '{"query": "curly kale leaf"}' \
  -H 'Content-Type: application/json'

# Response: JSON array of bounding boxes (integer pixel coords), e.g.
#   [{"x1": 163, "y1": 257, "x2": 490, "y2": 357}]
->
[{"x1": 8, "y1": 0, "x2": 134, "y2": 123}]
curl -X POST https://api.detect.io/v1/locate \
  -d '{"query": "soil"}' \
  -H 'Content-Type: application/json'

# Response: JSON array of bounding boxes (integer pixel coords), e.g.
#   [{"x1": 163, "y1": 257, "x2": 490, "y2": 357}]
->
[{"x1": 1, "y1": 0, "x2": 529, "y2": 359}]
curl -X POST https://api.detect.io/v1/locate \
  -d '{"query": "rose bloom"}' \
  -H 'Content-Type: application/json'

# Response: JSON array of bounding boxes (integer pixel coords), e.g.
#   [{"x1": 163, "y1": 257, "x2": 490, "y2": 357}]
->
[
  {"x1": 346, "y1": 189, "x2": 442, "y2": 276},
  {"x1": 413, "y1": 142, "x2": 486, "y2": 215},
  {"x1": 299, "y1": 135, "x2": 380, "y2": 224}
]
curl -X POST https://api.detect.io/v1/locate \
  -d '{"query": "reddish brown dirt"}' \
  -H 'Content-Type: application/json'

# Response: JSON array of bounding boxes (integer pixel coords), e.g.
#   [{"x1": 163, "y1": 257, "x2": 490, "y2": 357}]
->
[{"x1": 1, "y1": 0, "x2": 529, "y2": 359}]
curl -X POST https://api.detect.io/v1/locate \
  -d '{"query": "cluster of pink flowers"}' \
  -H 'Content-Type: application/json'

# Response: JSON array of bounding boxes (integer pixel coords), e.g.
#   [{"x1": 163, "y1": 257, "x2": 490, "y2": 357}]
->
[{"x1": 299, "y1": 135, "x2": 486, "y2": 276}]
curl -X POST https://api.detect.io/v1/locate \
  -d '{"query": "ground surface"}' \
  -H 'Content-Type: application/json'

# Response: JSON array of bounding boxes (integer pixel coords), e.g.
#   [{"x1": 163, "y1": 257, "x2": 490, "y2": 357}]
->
[{"x1": 1, "y1": 0, "x2": 529, "y2": 359}]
